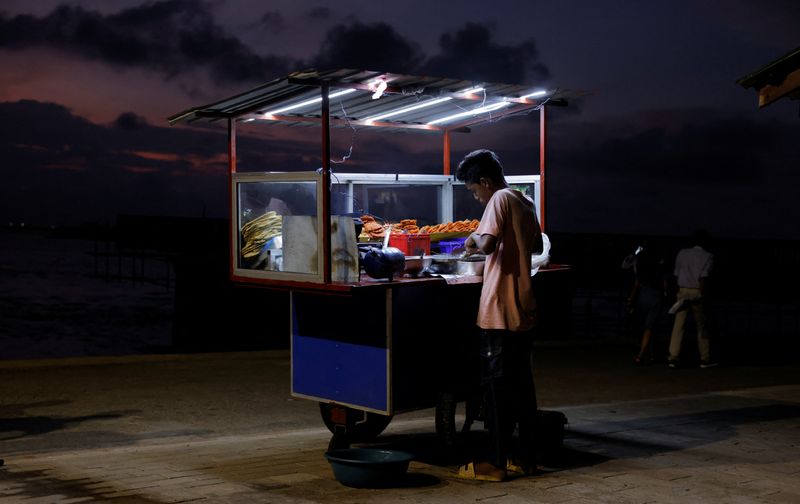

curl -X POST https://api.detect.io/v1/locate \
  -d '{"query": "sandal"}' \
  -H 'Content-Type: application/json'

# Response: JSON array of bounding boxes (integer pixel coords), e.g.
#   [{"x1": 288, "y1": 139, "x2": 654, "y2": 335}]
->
[
  {"x1": 455, "y1": 462, "x2": 506, "y2": 482},
  {"x1": 506, "y1": 458, "x2": 535, "y2": 476}
]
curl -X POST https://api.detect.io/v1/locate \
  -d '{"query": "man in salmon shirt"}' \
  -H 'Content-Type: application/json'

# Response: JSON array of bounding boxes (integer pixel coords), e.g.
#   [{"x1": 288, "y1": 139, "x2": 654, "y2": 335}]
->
[{"x1": 455, "y1": 149, "x2": 543, "y2": 482}]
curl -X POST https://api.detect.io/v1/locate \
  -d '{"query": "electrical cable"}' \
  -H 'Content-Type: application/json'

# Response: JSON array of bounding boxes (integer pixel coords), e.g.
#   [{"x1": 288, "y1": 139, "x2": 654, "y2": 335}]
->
[{"x1": 331, "y1": 98, "x2": 357, "y2": 164}]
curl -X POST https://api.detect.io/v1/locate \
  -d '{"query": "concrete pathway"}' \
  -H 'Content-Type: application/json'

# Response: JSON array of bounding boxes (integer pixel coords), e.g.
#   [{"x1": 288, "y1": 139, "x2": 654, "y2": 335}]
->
[{"x1": 1, "y1": 348, "x2": 798, "y2": 503}]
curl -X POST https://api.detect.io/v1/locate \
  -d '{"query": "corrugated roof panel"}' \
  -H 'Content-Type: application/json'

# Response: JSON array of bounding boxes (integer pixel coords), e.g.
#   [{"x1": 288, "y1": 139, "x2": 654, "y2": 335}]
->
[{"x1": 168, "y1": 68, "x2": 580, "y2": 131}]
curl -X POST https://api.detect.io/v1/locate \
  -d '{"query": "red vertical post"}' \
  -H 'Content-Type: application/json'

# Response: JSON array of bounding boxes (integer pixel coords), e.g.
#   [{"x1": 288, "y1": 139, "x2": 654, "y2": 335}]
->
[
  {"x1": 321, "y1": 83, "x2": 332, "y2": 284},
  {"x1": 538, "y1": 105, "x2": 547, "y2": 232},
  {"x1": 443, "y1": 129, "x2": 451, "y2": 175},
  {"x1": 228, "y1": 118, "x2": 237, "y2": 279}
]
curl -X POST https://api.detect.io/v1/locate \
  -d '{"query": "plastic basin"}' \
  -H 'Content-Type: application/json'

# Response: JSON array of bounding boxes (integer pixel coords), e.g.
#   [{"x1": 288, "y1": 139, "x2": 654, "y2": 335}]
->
[{"x1": 324, "y1": 448, "x2": 414, "y2": 488}]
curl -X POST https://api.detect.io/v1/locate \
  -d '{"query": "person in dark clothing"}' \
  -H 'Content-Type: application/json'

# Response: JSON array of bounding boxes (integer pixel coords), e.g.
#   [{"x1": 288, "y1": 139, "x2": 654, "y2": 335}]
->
[
  {"x1": 454, "y1": 149, "x2": 542, "y2": 482},
  {"x1": 627, "y1": 245, "x2": 667, "y2": 364}
]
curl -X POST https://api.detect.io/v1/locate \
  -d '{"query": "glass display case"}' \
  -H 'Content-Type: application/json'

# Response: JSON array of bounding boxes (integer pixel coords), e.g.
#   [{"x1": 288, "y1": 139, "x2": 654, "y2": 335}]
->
[
  {"x1": 232, "y1": 171, "x2": 540, "y2": 284},
  {"x1": 332, "y1": 173, "x2": 540, "y2": 225},
  {"x1": 452, "y1": 175, "x2": 540, "y2": 221},
  {"x1": 233, "y1": 171, "x2": 324, "y2": 282}
]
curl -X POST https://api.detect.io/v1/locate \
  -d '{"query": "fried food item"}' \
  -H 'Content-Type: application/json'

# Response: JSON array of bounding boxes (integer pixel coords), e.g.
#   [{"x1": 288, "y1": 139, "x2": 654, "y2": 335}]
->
[
  {"x1": 418, "y1": 219, "x2": 479, "y2": 234},
  {"x1": 241, "y1": 211, "x2": 282, "y2": 258},
  {"x1": 391, "y1": 218, "x2": 419, "y2": 234},
  {"x1": 360, "y1": 215, "x2": 387, "y2": 240}
]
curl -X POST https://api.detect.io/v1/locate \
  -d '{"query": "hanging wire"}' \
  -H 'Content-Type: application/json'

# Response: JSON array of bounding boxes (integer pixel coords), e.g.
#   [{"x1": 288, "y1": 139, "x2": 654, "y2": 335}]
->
[{"x1": 331, "y1": 98, "x2": 357, "y2": 164}]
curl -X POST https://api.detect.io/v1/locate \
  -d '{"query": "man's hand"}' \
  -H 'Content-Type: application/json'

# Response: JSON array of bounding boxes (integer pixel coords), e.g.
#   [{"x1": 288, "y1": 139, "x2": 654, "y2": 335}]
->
[
  {"x1": 465, "y1": 232, "x2": 481, "y2": 254},
  {"x1": 466, "y1": 232, "x2": 497, "y2": 255}
]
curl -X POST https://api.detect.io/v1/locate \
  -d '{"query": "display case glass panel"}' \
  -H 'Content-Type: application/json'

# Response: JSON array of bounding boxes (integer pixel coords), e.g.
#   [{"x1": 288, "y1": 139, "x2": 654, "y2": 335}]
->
[
  {"x1": 332, "y1": 183, "x2": 443, "y2": 225},
  {"x1": 233, "y1": 172, "x2": 323, "y2": 282},
  {"x1": 453, "y1": 177, "x2": 540, "y2": 223}
]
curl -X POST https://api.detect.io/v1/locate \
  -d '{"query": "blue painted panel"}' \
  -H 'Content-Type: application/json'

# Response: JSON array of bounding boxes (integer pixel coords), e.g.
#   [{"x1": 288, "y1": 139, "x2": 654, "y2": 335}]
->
[
  {"x1": 291, "y1": 291, "x2": 388, "y2": 412},
  {"x1": 292, "y1": 334, "x2": 388, "y2": 411}
]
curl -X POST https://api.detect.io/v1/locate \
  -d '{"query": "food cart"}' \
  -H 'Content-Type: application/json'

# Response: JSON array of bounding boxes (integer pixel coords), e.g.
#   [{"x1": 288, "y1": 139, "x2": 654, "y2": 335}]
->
[{"x1": 168, "y1": 69, "x2": 576, "y2": 450}]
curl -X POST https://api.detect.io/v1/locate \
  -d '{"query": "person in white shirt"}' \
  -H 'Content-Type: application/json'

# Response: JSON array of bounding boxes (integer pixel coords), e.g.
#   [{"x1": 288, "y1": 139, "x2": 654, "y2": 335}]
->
[{"x1": 668, "y1": 230, "x2": 716, "y2": 368}]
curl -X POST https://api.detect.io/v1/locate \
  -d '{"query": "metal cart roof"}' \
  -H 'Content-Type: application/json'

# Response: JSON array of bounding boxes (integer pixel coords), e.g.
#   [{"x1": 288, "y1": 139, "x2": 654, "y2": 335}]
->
[{"x1": 168, "y1": 68, "x2": 580, "y2": 133}]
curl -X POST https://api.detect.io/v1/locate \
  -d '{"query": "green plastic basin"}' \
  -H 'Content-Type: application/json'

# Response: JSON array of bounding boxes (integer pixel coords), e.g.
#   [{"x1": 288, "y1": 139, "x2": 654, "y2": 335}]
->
[{"x1": 324, "y1": 448, "x2": 414, "y2": 488}]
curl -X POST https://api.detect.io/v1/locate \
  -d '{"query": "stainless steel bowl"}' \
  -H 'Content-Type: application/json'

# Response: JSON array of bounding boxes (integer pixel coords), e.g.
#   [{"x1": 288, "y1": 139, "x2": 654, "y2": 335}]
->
[
  {"x1": 403, "y1": 255, "x2": 432, "y2": 277},
  {"x1": 428, "y1": 254, "x2": 485, "y2": 276},
  {"x1": 455, "y1": 258, "x2": 485, "y2": 276}
]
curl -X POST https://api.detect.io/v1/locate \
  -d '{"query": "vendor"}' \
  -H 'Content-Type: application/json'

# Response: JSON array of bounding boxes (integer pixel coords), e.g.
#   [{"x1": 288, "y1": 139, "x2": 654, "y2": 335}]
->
[{"x1": 455, "y1": 149, "x2": 543, "y2": 482}]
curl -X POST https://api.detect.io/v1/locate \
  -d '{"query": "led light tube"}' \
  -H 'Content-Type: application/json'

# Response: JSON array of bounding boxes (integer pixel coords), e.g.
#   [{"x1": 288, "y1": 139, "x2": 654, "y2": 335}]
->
[
  {"x1": 427, "y1": 101, "x2": 510, "y2": 125},
  {"x1": 521, "y1": 90, "x2": 547, "y2": 99},
  {"x1": 264, "y1": 88, "x2": 357, "y2": 116},
  {"x1": 364, "y1": 97, "x2": 453, "y2": 122}
]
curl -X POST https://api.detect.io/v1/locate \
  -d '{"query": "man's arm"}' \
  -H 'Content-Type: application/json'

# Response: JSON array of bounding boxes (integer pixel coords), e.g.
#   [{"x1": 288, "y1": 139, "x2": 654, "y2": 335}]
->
[{"x1": 465, "y1": 232, "x2": 497, "y2": 255}]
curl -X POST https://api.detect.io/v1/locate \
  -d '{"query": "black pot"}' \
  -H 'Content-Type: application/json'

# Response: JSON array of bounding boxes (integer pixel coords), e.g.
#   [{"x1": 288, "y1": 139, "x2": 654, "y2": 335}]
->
[{"x1": 362, "y1": 246, "x2": 406, "y2": 280}]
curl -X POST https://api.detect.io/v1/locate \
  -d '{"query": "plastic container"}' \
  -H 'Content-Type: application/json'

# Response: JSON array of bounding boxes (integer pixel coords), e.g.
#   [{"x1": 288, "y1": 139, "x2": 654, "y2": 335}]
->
[
  {"x1": 438, "y1": 237, "x2": 467, "y2": 255},
  {"x1": 388, "y1": 233, "x2": 431, "y2": 256},
  {"x1": 325, "y1": 448, "x2": 414, "y2": 488}
]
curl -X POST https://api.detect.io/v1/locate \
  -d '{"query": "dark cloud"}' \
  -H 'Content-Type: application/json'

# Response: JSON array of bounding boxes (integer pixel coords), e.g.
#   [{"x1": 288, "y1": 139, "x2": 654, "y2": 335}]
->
[
  {"x1": 306, "y1": 7, "x2": 333, "y2": 21},
  {"x1": 1, "y1": 99, "x2": 797, "y2": 239},
  {"x1": 556, "y1": 111, "x2": 787, "y2": 184},
  {"x1": 309, "y1": 20, "x2": 550, "y2": 86},
  {"x1": 0, "y1": 1, "x2": 295, "y2": 84},
  {"x1": 310, "y1": 21, "x2": 424, "y2": 72},
  {"x1": 259, "y1": 11, "x2": 286, "y2": 32},
  {"x1": 543, "y1": 110, "x2": 800, "y2": 237},
  {"x1": 420, "y1": 23, "x2": 550, "y2": 84},
  {"x1": 696, "y1": 0, "x2": 800, "y2": 48},
  {"x1": 113, "y1": 112, "x2": 149, "y2": 130},
  {"x1": 0, "y1": 5, "x2": 552, "y2": 89},
  {"x1": 0, "y1": 100, "x2": 319, "y2": 226}
]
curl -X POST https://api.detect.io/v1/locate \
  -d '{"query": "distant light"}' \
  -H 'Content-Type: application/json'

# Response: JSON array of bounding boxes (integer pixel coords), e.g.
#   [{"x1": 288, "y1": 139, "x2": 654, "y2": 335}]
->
[
  {"x1": 242, "y1": 118, "x2": 255, "y2": 123},
  {"x1": 364, "y1": 97, "x2": 453, "y2": 123},
  {"x1": 263, "y1": 88, "x2": 357, "y2": 116},
  {"x1": 371, "y1": 79, "x2": 388, "y2": 100},
  {"x1": 521, "y1": 90, "x2": 547, "y2": 99},
  {"x1": 427, "y1": 101, "x2": 510, "y2": 125}
]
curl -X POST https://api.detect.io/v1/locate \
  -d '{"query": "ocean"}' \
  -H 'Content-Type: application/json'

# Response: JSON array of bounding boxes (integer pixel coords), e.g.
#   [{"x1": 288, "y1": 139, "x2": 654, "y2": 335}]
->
[{"x1": 0, "y1": 229, "x2": 174, "y2": 359}]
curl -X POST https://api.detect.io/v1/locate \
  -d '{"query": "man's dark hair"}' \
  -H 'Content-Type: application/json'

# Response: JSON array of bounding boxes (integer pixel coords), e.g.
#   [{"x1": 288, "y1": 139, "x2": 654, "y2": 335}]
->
[{"x1": 456, "y1": 149, "x2": 505, "y2": 185}]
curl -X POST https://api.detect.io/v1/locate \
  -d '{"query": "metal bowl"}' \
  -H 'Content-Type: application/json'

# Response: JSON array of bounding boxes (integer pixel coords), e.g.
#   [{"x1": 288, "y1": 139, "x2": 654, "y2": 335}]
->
[
  {"x1": 456, "y1": 258, "x2": 485, "y2": 276},
  {"x1": 325, "y1": 448, "x2": 414, "y2": 488},
  {"x1": 403, "y1": 255, "x2": 432, "y2": 277},
  {"x1": 428, "y1": 254, "x2": 485, "y2": 276}
]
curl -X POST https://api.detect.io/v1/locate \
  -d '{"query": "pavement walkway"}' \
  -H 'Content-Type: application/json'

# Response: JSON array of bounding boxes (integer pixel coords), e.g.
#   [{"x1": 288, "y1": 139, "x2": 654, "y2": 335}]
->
[{"x1": 1, "y1": 346, "x2": 799, "y2": 503}]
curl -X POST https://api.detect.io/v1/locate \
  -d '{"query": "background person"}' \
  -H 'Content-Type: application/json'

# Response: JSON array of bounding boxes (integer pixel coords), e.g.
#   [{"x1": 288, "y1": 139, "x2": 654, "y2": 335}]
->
[
  {"x1": 627, "y1": 243, "x2": 668, "y2": 364},
  {"x1": 668, "y1": 229, "x2": 716, "y2": 368},
  {"x1": 455, "y1": 149, "x2": 543, "y2": 482}
]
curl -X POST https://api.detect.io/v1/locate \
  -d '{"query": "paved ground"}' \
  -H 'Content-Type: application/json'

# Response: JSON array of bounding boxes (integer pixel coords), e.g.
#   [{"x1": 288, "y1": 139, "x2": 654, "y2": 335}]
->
[{"x1": 1, "y1": 344, "x2": 799, "y2": 503}]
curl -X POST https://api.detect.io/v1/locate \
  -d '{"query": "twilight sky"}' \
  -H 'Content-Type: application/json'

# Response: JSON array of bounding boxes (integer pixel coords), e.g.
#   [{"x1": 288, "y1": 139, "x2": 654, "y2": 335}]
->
[{"x1": 1, "y1": 0, "x2": 798, "y2": 239}]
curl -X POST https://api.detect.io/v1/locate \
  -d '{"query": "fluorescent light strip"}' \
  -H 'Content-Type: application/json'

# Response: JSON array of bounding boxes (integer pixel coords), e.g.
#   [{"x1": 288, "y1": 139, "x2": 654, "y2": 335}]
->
[
  {"x1": 427, "y1": 101, "x2": 510, "y2": 126},
  {"x1": 361, "y1": 86, "x2": 483, "y2": 123},
  {"x1": 521, "y1": 90, "x2": 547, "y2": 99},
  {"x1": 364, "y1": 97, "x2": 453, "y2": 122},
  {"x1": 263, "y1": 88, "x2": 357, "y2": 116}
]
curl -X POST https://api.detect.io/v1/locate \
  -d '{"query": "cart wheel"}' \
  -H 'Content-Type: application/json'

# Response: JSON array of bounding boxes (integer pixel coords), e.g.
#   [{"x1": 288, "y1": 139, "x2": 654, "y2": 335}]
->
[{"x1": 319, "y1": 403, "x2": 393, "y2": 442}]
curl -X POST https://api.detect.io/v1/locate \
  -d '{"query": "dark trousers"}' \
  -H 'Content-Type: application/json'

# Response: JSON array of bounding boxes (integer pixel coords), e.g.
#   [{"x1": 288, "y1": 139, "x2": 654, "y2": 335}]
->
[{"x1": 480, "y1": 329, "x2": 538, "y2": 468}]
